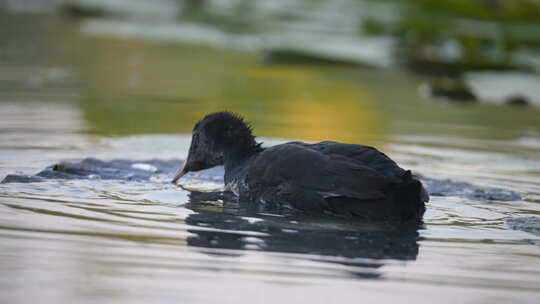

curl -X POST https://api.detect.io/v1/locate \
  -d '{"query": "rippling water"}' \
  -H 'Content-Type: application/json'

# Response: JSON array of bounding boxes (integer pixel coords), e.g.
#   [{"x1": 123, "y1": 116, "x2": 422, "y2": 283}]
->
[
  {"x1": 1, "y1": 101, "x2": 540, "y2": 303},
  {"x1": 1, "y1": 10, "x2": 540, "y2": 304}
]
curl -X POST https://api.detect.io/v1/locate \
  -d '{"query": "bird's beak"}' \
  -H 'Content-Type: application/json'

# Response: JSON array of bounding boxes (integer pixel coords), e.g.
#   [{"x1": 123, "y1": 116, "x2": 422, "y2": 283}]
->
[{"x1": 171, "y1": 161, "x2": 187, "y2": 184}]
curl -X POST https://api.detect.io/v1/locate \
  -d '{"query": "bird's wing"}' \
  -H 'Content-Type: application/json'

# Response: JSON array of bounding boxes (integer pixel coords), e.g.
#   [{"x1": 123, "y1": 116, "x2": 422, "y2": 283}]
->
[
  {"x1": 310, "y1": 141, "x2": 407, "y2": 178},
  {"x1": 248, "y1": 143, "x2": 399, "y2": 201}
]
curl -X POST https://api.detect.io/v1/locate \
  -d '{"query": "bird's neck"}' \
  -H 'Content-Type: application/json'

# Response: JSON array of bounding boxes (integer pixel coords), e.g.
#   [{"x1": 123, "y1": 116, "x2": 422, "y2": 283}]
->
[
  {"x1": 223, "y1": 146, "x2": 260, "y2": 184},
  {"x1": 216, "y1": 132, "x2": 262, "y2": 184}
]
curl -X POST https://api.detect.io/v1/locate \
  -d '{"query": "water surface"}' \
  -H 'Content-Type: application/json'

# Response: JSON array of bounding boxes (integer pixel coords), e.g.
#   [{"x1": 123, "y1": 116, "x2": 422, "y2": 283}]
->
[{"x1": 1, "y1": 8, "x2": 540, "y2": 304}]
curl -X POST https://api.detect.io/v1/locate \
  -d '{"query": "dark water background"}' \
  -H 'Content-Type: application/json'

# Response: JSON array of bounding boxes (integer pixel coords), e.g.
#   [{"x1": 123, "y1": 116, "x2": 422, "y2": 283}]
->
[{"x1": 1, "y1": 1, "x2": 540, "y2": 303}]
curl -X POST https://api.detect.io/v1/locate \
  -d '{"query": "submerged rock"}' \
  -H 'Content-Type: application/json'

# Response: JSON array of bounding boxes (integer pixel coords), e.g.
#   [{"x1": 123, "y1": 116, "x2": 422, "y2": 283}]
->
[
  {"x1": 1, "y1": 175, "x2": 45, "y2": 184},
  {"x1": 421, "y1": 177, "x2": 521, "y2": 202},
  {"x1": 506, "y1": 216, "x2": 540, "y2": 236},
  {"x1": 1, "y1": 158, "x2": 180, "y2": 183}
]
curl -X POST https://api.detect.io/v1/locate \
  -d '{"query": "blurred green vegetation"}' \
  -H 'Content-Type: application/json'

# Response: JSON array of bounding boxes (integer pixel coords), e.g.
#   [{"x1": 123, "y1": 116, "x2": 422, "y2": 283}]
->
[
  {"x1": 364, "y1": 0, "x2": 540, "y2": 23},
  {"x1": 409, "y1": 0, "x2": 540, "y2": 22},
  {"x1": 362, "y1": 0, "x2": 540, "y2": 74}
]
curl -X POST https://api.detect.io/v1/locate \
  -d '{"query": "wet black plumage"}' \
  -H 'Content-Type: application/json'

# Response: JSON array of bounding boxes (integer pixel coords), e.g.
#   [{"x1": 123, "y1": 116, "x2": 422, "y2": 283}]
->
[{"x1": 173, "y1": 112, "x2": 428, "y2": 222}]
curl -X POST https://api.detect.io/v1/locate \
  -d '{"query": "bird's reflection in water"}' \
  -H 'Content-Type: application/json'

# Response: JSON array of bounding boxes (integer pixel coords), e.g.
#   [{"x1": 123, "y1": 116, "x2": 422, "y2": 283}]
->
[{"x1": 185, "y1": 191, "x2": 421, "y2": 279}]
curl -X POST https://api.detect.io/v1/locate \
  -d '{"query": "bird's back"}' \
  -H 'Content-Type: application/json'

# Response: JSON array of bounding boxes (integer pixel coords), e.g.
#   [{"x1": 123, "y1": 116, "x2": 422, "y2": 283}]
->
[
  {"x1": 305, "y1": 141, "x2": 406, "y2": 178},
  {"x1": 240, "y1": 141, "x2": 426, "y2": 221}
]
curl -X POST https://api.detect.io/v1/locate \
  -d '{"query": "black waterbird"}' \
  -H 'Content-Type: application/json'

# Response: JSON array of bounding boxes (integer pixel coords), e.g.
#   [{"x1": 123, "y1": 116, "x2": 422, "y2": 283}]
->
[{"x1": 172, "y1": 112, "x2": 428, "y2": 222}]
